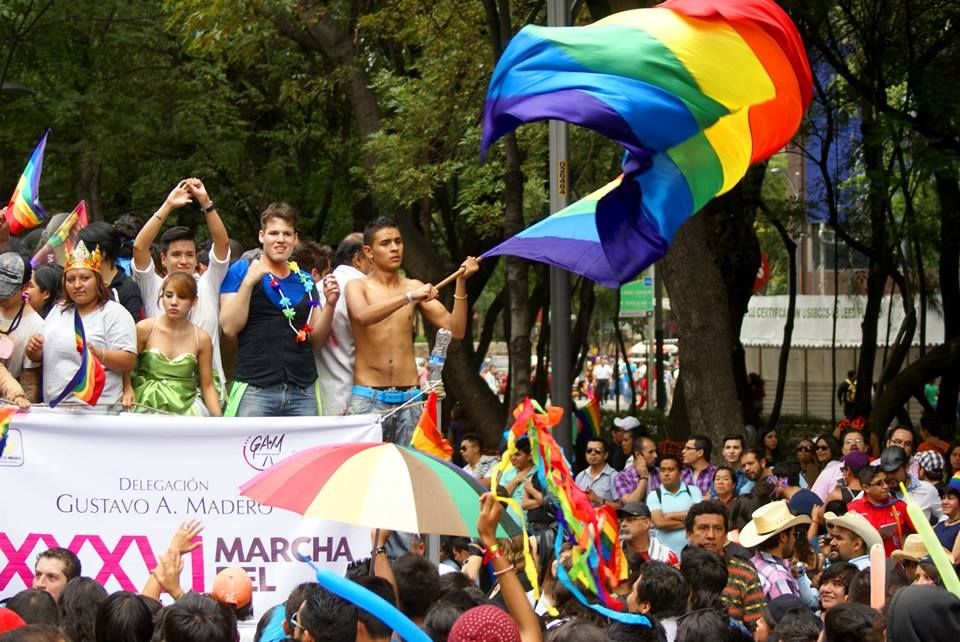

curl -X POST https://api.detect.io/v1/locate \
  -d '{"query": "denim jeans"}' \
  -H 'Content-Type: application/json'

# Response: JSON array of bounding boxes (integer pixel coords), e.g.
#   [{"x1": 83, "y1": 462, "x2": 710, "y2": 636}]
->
[
  {"x1": 231, "y1": 382, "x2": 319, "y2": 417},
  {"x1": 347, "y1": 394, "x2": 421, "y2": 445}
]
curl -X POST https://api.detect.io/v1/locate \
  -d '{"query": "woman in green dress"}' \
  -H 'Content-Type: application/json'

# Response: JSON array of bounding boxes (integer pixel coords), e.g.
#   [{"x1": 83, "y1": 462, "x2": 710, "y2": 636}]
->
[{"x1": 125, "y1": 272, "x2": 221, "y2": 416}]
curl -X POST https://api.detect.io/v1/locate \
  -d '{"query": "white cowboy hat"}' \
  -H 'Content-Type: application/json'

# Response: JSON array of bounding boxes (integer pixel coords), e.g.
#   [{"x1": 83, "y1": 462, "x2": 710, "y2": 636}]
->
[
  {"x1": 824, "y1": 511, "x2": 883, "y2": 552},
  {"x1": 740, "y1": 500, "x2": 811, "y2": 548}
]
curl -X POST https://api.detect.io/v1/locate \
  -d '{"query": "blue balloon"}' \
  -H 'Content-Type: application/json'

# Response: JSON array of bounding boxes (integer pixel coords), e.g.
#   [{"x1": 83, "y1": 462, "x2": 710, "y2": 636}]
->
[{"x1": 298, "y1": 556, "x2": 431, "y2": 642}]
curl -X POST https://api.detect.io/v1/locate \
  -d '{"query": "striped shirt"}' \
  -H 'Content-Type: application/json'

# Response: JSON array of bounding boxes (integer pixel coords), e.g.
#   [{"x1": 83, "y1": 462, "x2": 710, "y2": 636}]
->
[{"x1": 721, "y1": 554, "x2": 766, "y2": 630}]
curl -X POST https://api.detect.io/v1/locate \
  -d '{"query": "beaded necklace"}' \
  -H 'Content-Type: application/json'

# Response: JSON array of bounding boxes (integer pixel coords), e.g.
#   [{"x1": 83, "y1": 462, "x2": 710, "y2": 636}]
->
[{"x1": 268, "y1": 261, "x2": 319, "y2": 342}]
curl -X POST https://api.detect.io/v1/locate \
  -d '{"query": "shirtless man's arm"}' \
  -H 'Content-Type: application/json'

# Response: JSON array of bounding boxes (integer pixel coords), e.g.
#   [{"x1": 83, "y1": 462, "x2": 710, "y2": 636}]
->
[
  {"x1": 345, "y1": 279, "x2": 437, "y2": 327},
  {"x1": 417, "y1": 257, "x2": 479, "y2": 339}
]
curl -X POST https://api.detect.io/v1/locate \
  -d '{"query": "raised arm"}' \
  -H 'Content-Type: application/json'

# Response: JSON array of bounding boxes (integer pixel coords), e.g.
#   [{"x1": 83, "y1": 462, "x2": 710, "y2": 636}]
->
[
  {"x1": 134, "y1": 182, "x2": 193, "y2": 271},
  {"x1": 219, "y1": 260, "x2": 267, "y2": 338},
  {"x1": 185, "y1": 178, "x2": 229, "y2": 262},
  {"x1": 418, "y1": 257, "x2": 479, "y2": 339},
  {"x1": 309, "y1": 275, "x2": 339, "y2": 348}
]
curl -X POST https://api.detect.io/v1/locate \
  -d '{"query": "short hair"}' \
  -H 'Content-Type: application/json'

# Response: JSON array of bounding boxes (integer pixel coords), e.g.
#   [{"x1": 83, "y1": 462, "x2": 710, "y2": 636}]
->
[
  {"x1": 112, "y1": 214, "x2": 143, "y2": 248},
  {"x1": 607, "y1": 619, "x2": 668, "y2": 642},
  {"x1": 299, "y1": 585, "x2": 357, "y2": 642},
  {"x1": 635, "y1": 561, "x2": 688, "y2": 619},
  {"x1": 857, "y1": 465, "x2": 883, "y2": 487},
  {"x1": 722, "y1": 434, "x2": 745, "y2": 448},
  {"x1": 284, "y1": 582, "x2": 320, "y2": 625},
  {"x1": 94, "y1": 591, "x2": 159, "y2": 642},
  {"x1": 680, "y1": 547, "x2": 728, "y2": 611},
  {"x1": 741, "y1": 447, "x2": 765, "y2": 463},
  {"x1": 159, "y1": 226, "x2": 197, "y2": 253},
  {"x1": 0, "y1": 624, "x2": 66, "y2": 642},
  {"x1": 363, "y1": 216, "x2": 400, "y2": 246},
  {"x1": 157, "y1": 593, "x2": 236, "y2": 642},
  {"x1": 36, "y1": 549, "x2": 81, "y2": 581},
  {"x1": 291, "y1": 241, "x2": 332, "y2": 275},
  {"x1": 633, "y1": 435, "x2": 655, "y2": 456},
  {"x1": 658, "y1": 454, "x2": 681, "y2": 470},
  {"x1": 544, "y1": 619, "x2": 608, "y2": 642},
  {"x1": 259, "y1": 202, "x2": 299, "y2": 231},
  {"x1": 352, "y1": 576, "x2": 395, "y2": 639},
  {"x1": 460, "y1": 433, "x2": 483, "y2": 449},
  {"x1": 333, "y1": 235, "x2": 364, "y2": 268},
  {"x1": 777, "y1": 607, "x2": 823, "y2": 642},
  {"x1": 685, "y1": 499, "x2": 729, "y2": 533},
  {"x1": 160, "y1": 272, "x2": 198, "y2": 301},
  {"x1": 58, "y1": 577, "x2": 108, "y2": 642},
  {"x1": 823, "y1": 602, "x2": 882, "y2": 642},
  {"x1": 886, "y1": 425, "x2": 916, "y2": 446},
  {"x1": 78, "y1": 222, "x2": 121, "y2": 263},
  {"x1": 423, "y1": 600, "x2": 466, "y2": 642},
  {"x1": 688, "y1": 434, "x2": 712, "y2": 460},
  {"x1": 820, "y1": 562, "x2": 859, "y2": 594},
  {"x1": 675, "y1": 609, "x2": 732, "y2": 642},
  {"x1": 515, "y1": 436, "x2": 532, "y2": 456},
  {"x1": 392, "y1": 553, "x2": 440, "y2": 619},
  {"x1": 773, "y1": 461, "x2": 802, "y2": 487},
  {"x1": 5, "y1": 589, "x2": 59, "y2": 625},
  {"x1": 586, "y1": 437, "x2": 611, "y2": 452}
]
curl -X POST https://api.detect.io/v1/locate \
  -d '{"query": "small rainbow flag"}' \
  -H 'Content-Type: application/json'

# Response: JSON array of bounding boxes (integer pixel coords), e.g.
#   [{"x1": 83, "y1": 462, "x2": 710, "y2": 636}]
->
[
  {"x1": 49, "y1": 310, "x2": 105, "y2": 408},
  {"x1": 574, "y1": 393, "x2": 602, "y2": 441},
  {"x1": 4, "y1": 130, "x2": 50, "y2": 235},
  {"x1": 410, "y1": 392, "x2": 453, "y2": 460},
  {"x1": 31, "y1": 201, "x2": 89, "y2": 268},
  {"x1": 0, "y1": 406, "x2": 17, "y2": 458}
]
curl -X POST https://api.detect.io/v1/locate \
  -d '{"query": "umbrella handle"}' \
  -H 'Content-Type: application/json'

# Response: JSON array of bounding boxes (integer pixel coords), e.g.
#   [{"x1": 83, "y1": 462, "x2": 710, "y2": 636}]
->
[{"x1": 371, "y1": 529, "x2": 381, "y2": 576}]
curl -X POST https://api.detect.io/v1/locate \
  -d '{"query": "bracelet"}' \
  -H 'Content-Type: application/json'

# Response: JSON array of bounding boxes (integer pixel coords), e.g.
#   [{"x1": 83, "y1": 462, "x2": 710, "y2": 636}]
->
[
  {"x1": 201, "y1": 201, "x2": 216, "y2": 213},
  {"x1": 483, "y1": 544, "x2": 503, "y2": 564},
  {"x1": 454, "y1": 293, "x2": 468, "y2": 300},
  {"x1": 373, "y1": 546, "x2": 387, "y2": 556},
  {"x1": 492, "y1": 564, "x2": 515, "y2": 577},
  {"x1": 405, "y1": 291, "x2": 414, "y2": 305}
]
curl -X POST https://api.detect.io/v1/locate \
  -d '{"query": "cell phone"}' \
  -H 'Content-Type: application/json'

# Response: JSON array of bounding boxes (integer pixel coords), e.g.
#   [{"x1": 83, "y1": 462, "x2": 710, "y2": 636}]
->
[{"x1": 879, "y1": 523, "x2": 895, "y2": 538}]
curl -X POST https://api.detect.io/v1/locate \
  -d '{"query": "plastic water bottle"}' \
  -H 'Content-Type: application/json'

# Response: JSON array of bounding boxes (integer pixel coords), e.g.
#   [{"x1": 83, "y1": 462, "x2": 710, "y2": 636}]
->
[{"x1": 428, "y1": 329, "x2": 452, "y2": 384}]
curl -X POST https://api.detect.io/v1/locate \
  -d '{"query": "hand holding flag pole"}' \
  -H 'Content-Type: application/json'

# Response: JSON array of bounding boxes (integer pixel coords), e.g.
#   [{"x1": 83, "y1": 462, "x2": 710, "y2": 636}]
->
[{"x1": 435, "y1": 257, "x2": 481, "y2": 291}]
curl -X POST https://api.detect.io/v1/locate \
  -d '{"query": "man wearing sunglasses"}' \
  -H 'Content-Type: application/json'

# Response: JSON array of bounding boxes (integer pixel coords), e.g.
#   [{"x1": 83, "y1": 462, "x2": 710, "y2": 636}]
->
[
  {"x1": 459, "y1": 434, "x2": 499, "y2": 485},
  {"x1": 575, "y1": 438, "x2": 619, "y2": 506}
]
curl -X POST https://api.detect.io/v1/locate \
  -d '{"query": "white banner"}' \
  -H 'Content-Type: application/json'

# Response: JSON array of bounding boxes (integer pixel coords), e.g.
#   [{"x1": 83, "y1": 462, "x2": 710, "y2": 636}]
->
[{"x1": 0, "y1": 409, "x2": 382, "y2": 624}]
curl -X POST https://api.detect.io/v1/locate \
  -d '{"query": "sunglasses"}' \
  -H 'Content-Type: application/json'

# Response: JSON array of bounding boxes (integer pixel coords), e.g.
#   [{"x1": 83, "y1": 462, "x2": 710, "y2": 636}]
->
[
  {"x1": 816, "y1": 445, "x2": 831, "y2": 451},
  {"x1": 459, "y1": 446, "x2": 469, "y2": 452},
  {"x1": 797, "y1": 446, "x2": 814, "y2": 453},
  {"x1": 586, "y1": 448, "x2": 605, "y2": 455},
  {"x1": 289, "y1": 610, "x2": 301, "y2": 631}
]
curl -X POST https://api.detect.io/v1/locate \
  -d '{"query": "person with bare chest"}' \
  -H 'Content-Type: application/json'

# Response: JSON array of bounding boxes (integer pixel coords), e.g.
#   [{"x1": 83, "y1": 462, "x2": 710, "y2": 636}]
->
[{"x1": 345, "y1": 216, "x2": 478, "y2": 444}]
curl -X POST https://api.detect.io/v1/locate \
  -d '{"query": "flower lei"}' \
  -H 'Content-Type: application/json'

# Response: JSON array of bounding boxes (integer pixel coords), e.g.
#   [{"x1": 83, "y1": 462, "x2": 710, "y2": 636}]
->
[{"x1": 269, "y1": 261, "x2": 319, "y2": 342}]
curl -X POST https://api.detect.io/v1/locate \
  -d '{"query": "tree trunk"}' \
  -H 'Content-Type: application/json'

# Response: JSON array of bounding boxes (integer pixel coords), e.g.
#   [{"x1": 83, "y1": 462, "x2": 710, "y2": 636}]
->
[
  {"x1": 871, "y1": 338, "x2": 960, "y2": 432},
  {"x1": 502, "y1": 134, "x2": 531, "y2": 408},
  {"x1": 934, "y1": 170, "x2": 960, "y2": 429},
  {"x1": 766, "y1": 218, "x2": 797, "y2": 430}
]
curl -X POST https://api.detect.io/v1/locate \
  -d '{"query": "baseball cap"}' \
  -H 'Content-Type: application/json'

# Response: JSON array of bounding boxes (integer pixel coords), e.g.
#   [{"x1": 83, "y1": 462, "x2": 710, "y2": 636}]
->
[
  {"x1": 842, "y1": 451, "x2": 871, "y2": 474},
  {"x1": 211, "y1": 567, "x2": 253, "y2": 609},
  {"x1": 880, "y1": 446, "x2": 908, "y2": 473},
  {"x1": 0, "y1": 253, "x2": 26, "y2": 298},
  {"x1": 0, "y1": 607, "x2": 26, "y2": 634},
  {"x1": 916, "y1": 450, "x2": 944, "y2": 477},
  {"x1": 613, "y1": 416, "x2": 641, "y2": 431},
  {"x1": 617, "y1": 502, "x2": 651, "y2": 519}
]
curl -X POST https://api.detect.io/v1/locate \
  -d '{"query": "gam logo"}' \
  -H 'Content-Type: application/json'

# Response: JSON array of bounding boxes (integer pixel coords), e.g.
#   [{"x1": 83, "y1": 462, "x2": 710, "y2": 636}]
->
[{"x1": 242, "y1": 434, "x2": 286, "y2": 471}]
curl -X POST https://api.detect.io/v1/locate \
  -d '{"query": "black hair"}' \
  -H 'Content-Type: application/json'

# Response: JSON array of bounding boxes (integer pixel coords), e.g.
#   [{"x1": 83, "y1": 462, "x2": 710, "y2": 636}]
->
[
  {"x1": 847, "y1": 570, "x2": 872, "y2": 606},
  {"x1": 919, "y1": 412, "x2": 942, "y2": 438},
  {"x1": 0, "y1": 624, "x2": 66, "y2": 642},
  {"x1": 777, "y1": 607, "x2": 823, "y2": 642},
  {"x1": 729, "y1": 492, "x2": 770, "y2": 533},
  {"x1": 857, "y1": 465, "x2": 883, "y2": 487},
  {"x1": 78, "y1": 222, "x2": 120, "y2": 263},
  {"x1": 515, "y1": 436, "x2": 532, "y2": 456},
  {"x1": 30, "y1": 264, "x2": 62, "y2": 318},
  {"x1": 586, "y1": 437, "x2": 612, "y2": 453},
  {"x1": 713, "y1": 465, "x2": 736, "y2": 488},
  {"x1": 392, "y1": 553, "x2": 441, "y2": 619},
  {"x1": 759, "y1": 427, "x2": 781, "y2": 461},
  {"x1": 437, "y1": 571, "x2": 473, "y2": 596},
  {"x1": 544, "y1": 619, "x2": 608, "y2": 642},
  {"x1": 676, "y1": 609, "x2": 737, "y2": 642},
  {"x1": 94, "y1": 591, "x2": 159, "y2": 642},
  {"x1": 886, "y1": 425, "x2": 917, "y2": 449},
  {"x1": 363, "y1": 216, "x2": 400, "y2": 246},
  {"x1": 156, "y1": 593, "x2": 236, "y2": 642},
  {"x1": 685, "y1": 499, "x2": 730, "y2": 533},
  {"x1": 823, "y1": 602, "x2": 883, "y2": 642},
  {"x1": 159, "y1": 226, "x2": 197, "y2": 253},
  {"x1": 112, "y1": 214, "x2": 143, "y2": 249},
  {"x1": 284, "y1": 582, "x2": 320, "y2": 626},
  {"x1": 299, "y1": 585, "x2": 357, "y2": 642},
  {"x1": 741, "y1": 447, "x2": 765, "y2": 463},
  {"x1": 816, "y1": 434, "x2": 843, "y2": 461},
  {"x1": 823, "y1": 499, "x2": 847, "y2": 517},
  {"x1": 723, "y1": 434, "x2": 745, "y2": 448},
  {"x1": 820, "y1": 562, "x2": 859, "y2": 595},
  {"x1": 773, "y1": 461, "x2": 802, "y2": 487},
  {"x1": 460, "y1": 433, "x2": 483, "y2": 449},
  {"x1": 680, "y1": 547, "x2": 728, "y2": 611},
  {"x1": 607, "y1": 619, "x2": 668, "y2": 642},
  {"x1": 635, "y1": 561, "x2": 688, "y2": 619},
  {"x1": 423, "y1": 599, "x2": 467, "y2": 642},
  {"x1": 5, "y1": 589, "x2": 58, "y2": 626},
  {"x1": 658, "y1": 454, "x2": 681, "y2": 470},
  {"x1": 688, "y1": 434, "x2": 713, "y2": 460},
  {"x1": 58, "y1": 577, "x2": 108, "y2": 642},
  {"x1": 352, "y1": 576, "x2": 395, "y2": 639},
  {"x1": 333, "y1": 235, "x2": 364, "y2": 268},
  {"x1": 37, "y1": 548, "x2": 81, "y2": 580}
]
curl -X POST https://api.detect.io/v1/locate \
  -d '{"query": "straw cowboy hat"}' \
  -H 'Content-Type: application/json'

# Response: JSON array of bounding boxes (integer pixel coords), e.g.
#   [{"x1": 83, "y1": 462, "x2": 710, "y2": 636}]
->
[
  {"x1": 892, "y1": 533, "x2": 950, "y2": 564},
  {"x1": 740, "y1": 500, "x2": 811, "y2": 548},
  {"x1": 825, "y1": 511, "x2": 883, "y2": 552}
]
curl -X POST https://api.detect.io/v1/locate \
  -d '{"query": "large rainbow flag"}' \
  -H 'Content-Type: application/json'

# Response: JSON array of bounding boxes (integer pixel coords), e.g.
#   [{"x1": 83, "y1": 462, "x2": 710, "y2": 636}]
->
[
  {"x1": 4, "y1": 131, "x2": 50, "y2": 235},
  {"x1": 48, "y1": 310, "x2": 105, "y2": 408},
  {"x1": 480, "y1": 0, "x2": 811, "y2": 286},
  {"x1": 31, "y1": 201, "x2": 89, "y2": 268}
]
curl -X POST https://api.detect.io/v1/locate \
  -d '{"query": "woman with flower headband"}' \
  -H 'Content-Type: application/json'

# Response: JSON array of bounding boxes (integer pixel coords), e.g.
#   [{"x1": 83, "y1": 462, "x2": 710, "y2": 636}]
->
[
  {"x1": 123, "y1": 272, "x2": 221, "y2": 416},
  {"x1": 25, "y1": 241, "x2": 137, "y2": 407}
]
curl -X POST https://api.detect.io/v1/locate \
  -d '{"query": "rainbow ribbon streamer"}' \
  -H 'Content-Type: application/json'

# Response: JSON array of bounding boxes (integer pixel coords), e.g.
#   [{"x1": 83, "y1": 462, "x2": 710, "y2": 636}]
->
[
  {"x1": 502, "y1": 399, "x2": 651, "y2": 626},
  {"x1": 4, "y1": 130, "x2": 50, "y2": 235},
  {"x1": 0, "y1": 406, "x2": 18, "y2": 458},
  {"x1": 30, "y1": 201, "x2": 89, "y2": 268},
  {"x1": 480, "y1": 0, "x2": 812, "y2": 286},
  {"x1": 49, "y1": 310, "x2": 105, "y2": 408}
]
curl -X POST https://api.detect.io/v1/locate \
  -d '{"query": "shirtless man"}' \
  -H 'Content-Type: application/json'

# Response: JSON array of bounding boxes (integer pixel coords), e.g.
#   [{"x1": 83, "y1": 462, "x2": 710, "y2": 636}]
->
[{"x1": 345, "y1": 216, "x2": 477, "y2": 444}]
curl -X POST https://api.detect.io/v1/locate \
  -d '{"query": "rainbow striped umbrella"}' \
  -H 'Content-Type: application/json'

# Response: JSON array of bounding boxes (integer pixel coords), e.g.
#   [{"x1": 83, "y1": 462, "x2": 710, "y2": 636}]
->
[{"x1": 240, "y1": 443, "x2": 522, "y2": 538}]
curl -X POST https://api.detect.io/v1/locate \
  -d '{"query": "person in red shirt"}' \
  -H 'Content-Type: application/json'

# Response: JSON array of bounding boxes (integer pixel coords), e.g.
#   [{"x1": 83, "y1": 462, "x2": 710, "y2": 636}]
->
[{"x1": 847, "y1": 465, "x2": 914, "y2": 557}]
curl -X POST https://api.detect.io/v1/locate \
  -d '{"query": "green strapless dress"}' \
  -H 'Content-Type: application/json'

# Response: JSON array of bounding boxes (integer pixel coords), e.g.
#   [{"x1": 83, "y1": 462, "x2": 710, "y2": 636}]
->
[{"x1": 131, "y1": 349, "x2": 208, "y2": 416}]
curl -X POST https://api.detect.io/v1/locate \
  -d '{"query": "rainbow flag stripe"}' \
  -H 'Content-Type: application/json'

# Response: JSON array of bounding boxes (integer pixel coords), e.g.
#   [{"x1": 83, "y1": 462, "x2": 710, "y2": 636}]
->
[
  {"x1": 410, "y1": 392, "x2": 453, "y2": 460},
  {"x1": 574, "y1": 393, "x2": 602, "y2": 441},
  {"x1": 31, "y1": 201, "x2": 89, "y2": 268},
  {"x1": 49, "y1": 310, "x2": 105, "y2": 408},
  {"x1": 4, "y1": 131, "x2": 49, "y2": 235},
  {"x1": 0, "y1": 406, "x2": 17, "y2": 458},
  {"x1": 480, "y1": 0, "x2": 811, "y2": 286}
]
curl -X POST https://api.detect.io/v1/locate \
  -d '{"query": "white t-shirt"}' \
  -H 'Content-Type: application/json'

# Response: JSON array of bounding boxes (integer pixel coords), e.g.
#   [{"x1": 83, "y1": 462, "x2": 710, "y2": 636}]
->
[
  {"x1": 0, "y1": 304, "x2": 44, "y2": 378},
  {"x1": 314, "y1": 264, "x2": 365, "y2": 415},
  {"x1": 132, "y1": 247, "x2": 230, "y2": 381},
  {"x1": 42, "y1": 301, "x2": 136, "y2": 405}
]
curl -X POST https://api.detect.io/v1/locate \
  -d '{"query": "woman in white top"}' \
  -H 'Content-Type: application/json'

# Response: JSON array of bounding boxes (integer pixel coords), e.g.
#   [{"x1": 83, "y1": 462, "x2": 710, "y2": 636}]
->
[{"x1": 26, "y1": 242, "x2": 137, "y2": 407}]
